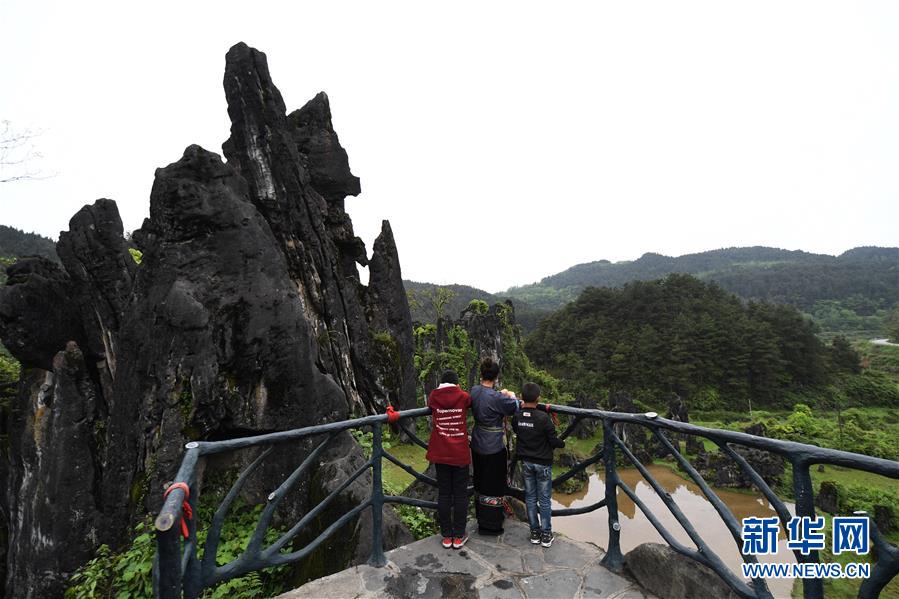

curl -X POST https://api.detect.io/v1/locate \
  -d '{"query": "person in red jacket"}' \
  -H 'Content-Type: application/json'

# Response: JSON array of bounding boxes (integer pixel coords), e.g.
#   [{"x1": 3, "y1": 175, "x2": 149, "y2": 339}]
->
[{"x1": 426, "y1": 369, "x2": 473, "y2": 549}]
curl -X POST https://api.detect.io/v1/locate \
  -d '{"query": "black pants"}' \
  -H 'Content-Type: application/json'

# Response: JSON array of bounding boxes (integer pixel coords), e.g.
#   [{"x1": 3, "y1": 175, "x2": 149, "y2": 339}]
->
[
  {"x1": 435, "y1": 463, "x2": 469, "y2": 538},
  {"x1": 472, "y1": 448, "x2": 508, "y2": 535}
]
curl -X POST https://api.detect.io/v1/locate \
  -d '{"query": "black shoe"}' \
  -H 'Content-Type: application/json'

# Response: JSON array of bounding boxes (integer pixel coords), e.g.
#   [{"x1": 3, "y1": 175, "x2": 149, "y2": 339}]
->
[
  {"x1": 540, "y1": 531, "x2": 555, "y2": 548},
  {"x1": 529, "y1": 529, "x2": 541, "y2": 544}
]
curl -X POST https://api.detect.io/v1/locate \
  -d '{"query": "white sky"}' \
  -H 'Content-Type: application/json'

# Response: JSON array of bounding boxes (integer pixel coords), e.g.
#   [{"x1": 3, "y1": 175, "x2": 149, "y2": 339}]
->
[{"x1": 1, "y1": 1, "x2": 896, "y2": 293}]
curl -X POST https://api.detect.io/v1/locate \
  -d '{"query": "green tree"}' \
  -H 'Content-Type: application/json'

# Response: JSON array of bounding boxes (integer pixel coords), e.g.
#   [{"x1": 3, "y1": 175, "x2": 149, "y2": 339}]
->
[
  {"x1": 828, "y1": 336, "x2": 861, "y2": 374},
  {"x1": 885, "y1": 308, "x2": 899, "y2": 343}
]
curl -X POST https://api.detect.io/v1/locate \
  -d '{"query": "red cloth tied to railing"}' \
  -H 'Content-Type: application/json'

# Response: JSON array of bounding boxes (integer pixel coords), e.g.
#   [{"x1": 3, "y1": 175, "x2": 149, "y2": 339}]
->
[
  {"x1": 543, "y1": 403, "x2": 560, "y2": 427},
  {"x1": 163, "y1": 482, "x2": 193, "y2": 539}
]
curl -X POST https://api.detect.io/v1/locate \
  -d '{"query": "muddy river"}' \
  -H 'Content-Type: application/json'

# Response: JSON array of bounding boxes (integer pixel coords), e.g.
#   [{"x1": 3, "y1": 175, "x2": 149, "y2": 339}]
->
[{"x1": 552, "y1": 464, "x2": 797, "y2": 597}]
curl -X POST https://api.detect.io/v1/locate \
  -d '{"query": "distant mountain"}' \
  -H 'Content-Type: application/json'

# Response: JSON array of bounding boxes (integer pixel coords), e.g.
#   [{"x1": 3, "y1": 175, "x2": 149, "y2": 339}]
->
[
  {"x1": 504, "y1": 246, "x2": 899, "y2": 313},
  {"x1": 0, "y1": 224, "x2": 57, "y2": 261},
  {"x1": 407, "y1": 246, "x2": 899, "y2": 335}
]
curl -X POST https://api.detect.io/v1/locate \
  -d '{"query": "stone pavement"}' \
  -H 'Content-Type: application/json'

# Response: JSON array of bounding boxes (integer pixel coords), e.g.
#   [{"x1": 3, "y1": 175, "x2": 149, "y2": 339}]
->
[{"x1": 279, "y1": 520, "x2": 655, "y2": 598}]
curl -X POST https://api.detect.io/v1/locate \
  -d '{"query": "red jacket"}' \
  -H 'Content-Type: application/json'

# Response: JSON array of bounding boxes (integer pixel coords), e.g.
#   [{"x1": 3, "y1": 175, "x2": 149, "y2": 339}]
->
[{"x1": 425, "y1": 384, "x2": 472, "y2": 466}]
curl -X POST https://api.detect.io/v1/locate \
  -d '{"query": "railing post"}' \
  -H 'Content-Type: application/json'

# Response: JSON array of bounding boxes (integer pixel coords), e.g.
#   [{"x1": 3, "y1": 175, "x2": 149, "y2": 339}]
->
[
  {"x1": 182, "y1": 482, "x2": 202, "y2": 599},
  {"x1": 793, "y1": 460, "x2": 824, "y2": 599},
  {"x1": 154, "y1": 525, "x2": 182, "y2": 598},
  {"x1": 368, "y1": 422, "x2": 387, "y2": 567},
  {"x1": 600, "y1": 419, "x2": 624, "y2": 571}
]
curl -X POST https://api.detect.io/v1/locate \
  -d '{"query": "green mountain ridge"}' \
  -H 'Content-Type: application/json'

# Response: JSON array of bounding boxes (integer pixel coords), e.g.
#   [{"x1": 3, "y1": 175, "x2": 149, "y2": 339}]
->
[
  {"x1": 507, "y1": 245, "x2": 899, "y2": 309},
  {"x1": 405, "y1": 246, "x2": 899, "y2": 336}
]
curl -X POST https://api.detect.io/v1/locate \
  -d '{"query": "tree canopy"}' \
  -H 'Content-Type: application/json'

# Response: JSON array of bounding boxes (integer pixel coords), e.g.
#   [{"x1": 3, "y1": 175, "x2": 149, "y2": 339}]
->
[{"x1": 525, "y1": 274, "x2": 877, "y2": 409}]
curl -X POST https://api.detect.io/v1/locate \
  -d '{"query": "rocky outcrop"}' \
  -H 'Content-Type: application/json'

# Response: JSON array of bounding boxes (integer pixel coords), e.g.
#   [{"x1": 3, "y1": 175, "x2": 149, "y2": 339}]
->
[
  {"x1": 626, "y1": 543, "x2": 740, "y2": 599},
  {"x1": 0, "y1": 257, "x2": 82, "y2": 370},
  {"x1": 571, "y1": 394, "x2": 599, "y2": 439},
  {"x1": 609, "y1": 391, "x2": 655, "y2": 466},
  {"x1": 412, "y1": 301, "x2": 513, "y2": 398},
  {"x1": 5, "y1": 344, "x2": 103, "y2": 597},
  {"x1": 56, "y1": 199, "x2": 136, "y2": 375},
  {"x1": 221, "y1": 42, "x2": 391, "y2": 416},
  {"x1": 693, "y1": 446, "x2": 785, "y2": 489},
  {"x1": 457, "y1": 302, "x2": 511, "y2": 388},
  {"x1": 0, "y1": 43, "x2": 415, "y2": 597},
  {"x1": 816, "y1": 481, "x2": 839, "y2": 514},
  {"x1": 366, "y1": 221, "x2": 417, "y2": 411}
]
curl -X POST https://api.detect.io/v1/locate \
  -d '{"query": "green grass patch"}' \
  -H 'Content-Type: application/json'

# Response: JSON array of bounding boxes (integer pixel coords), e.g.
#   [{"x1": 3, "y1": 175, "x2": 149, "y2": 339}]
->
[
  {"x1": 790, "y1": 519, "x2": 899, "y2": 599},
  {"x1": 383, "y1": 442, "x2": 429, "y2": 490}
]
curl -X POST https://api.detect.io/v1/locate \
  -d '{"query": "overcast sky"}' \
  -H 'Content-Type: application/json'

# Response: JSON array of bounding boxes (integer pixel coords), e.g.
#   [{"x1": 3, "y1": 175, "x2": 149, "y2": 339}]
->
[{"x1": 1, "y1": 1, "x2": 895, "y2": 292}]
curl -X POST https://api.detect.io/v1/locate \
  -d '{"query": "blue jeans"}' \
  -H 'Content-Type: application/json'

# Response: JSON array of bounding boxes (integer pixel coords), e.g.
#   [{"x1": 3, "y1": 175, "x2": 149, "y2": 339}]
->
[{"x1": 521, "y1": 460, "x2": 552, "y2": 533}]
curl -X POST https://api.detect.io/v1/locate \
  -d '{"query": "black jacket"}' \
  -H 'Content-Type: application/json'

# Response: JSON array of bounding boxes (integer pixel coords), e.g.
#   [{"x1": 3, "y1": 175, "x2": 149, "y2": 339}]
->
[{"x1": 512, "y1": 406, "x2": 564, "y2": 466}]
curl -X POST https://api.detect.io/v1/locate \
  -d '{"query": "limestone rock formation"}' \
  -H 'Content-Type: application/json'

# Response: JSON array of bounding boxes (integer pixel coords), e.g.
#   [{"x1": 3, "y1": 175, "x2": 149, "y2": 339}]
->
[
  {"x1": 5, "y1": 343, "x2": 102, "y2": 595},
  {"x1": 367, "y1": 220, "x2": 418, "y2": 411},
  {"x1": 626, "y1": 543, "x2": 741, "y2": 599},
  {"x1": 571, "y1": 394, "x2": 599, "y2": 439},
  {"x1": 0, "y1": 257, "x2": 82, "y2": 370},
  {"x1": 608, "y1": 391, "x2": 655, "y2": 466},
  {"x1": 415, "y1": 301, "x2": 513, "y2": 397},
  {"x1": 457, "y1": 301, "x2": 512, "y2": 388},
  {"x1": 0, "y1": 43, "x2": 416, "y2": 597},
  {"x1": 693, "y1": 446, "x2": 785, "y2": 489}
]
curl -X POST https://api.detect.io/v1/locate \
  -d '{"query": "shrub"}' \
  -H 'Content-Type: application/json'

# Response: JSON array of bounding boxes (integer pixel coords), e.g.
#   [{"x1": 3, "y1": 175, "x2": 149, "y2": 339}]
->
[{"x1": 67, "y1": 503, "x2": 288, "y2": 598}]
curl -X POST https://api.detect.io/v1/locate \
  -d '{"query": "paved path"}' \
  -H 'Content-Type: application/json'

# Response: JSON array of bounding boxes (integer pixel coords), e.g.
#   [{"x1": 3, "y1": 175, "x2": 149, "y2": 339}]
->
[{"x1": 279, "y1": 520, "x2": 654, "y2": 599}]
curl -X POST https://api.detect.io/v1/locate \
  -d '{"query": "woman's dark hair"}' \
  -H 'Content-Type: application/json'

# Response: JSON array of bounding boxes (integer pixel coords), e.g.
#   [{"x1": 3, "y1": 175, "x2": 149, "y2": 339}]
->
[
  {"x1": 479, "y1": 357, "x2": 500, "y2": 382},
  {"x1": 440, "y1": 369, "x2": 459, "y2": 385}
]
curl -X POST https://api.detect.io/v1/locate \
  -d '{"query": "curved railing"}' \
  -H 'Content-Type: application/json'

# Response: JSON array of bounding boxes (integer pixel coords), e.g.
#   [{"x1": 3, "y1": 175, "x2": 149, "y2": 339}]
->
[{"x1": 153, "y1": 404, "x2": 899, "y2": 599}]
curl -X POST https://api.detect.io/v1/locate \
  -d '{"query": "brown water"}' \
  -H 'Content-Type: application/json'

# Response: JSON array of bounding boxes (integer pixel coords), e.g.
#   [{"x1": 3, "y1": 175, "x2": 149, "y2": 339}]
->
[{"x1": 552, "y1": 465, "x2": 798, "y2": 598}]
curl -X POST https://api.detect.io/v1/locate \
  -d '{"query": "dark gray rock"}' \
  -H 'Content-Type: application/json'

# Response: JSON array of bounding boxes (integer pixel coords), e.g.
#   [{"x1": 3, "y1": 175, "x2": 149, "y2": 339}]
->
[
  {"x1": 457, "y1": 302, "x2": 511, "y2": 389},
  {"x1": 816, "y1": 481, "x2": 839, "y2": 514},
  {"x1": 555, "y1": 450, "x2": 589, "y2": 493},
  {"x1": 4, "y1": 343, "x2": 103, "y2": 597},
  {"x1": 0, "y1": 42, "x2": 417, "y2": 597},
  {"x1": 693, "y1": 446, "x2": 784, "y2": 489},
  {"x1": 56, "y1": 199, "x2": 136, "y2": 367},
  {"x1": 571, "y1": 394, "x2": 598, "y2": 439},
  {"x1": 221, "y1": 42, "x2": 411, "y2": 417},
  {"x1": 626, "y1": 543, "x2": 740, "y2": 599},
  {"x1": 222, "y1": 42, "x2": 368, "y2": 415},
  {"x1": 367, "y1": 221, "x2": 417, "y2": 411},
  {"x1": 743, "y1": 422, "x2": 767, "y2": 437},
  {"x1": 873, "y1": 505, "x2": 894, "y2": 534},
  {"x1": 609, "y1": 392, "x2": 654, "y2": 466},
  {"x1": 287, "y1": 92, "x2": 361, "y2": 206},
  {"x1": 402, "y1": 463, "x2": 439, "y2": 503},
  {"x1": 0, "y1": 257, "x2": 82, "y2": 370}
]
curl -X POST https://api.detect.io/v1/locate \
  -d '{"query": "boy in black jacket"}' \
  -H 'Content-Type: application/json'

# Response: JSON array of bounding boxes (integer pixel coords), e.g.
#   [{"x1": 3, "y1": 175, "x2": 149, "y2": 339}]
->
[{"x1": 512, "y1": 382, "x2": 565, "y2": 547}]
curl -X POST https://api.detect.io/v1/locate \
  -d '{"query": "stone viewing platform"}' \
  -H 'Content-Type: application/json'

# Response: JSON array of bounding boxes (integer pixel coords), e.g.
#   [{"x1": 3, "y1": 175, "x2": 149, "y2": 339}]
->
[{"x1": 279, "y1": 520, "x2": 654, "y2": 599}]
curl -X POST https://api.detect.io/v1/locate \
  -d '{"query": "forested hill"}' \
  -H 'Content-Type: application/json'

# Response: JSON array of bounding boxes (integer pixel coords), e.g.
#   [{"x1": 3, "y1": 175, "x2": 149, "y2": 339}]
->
[
  {"x1": 0, "y1": 224, "x2": 57, "y2": 262},
  {"x1": 524, "y1": 273, "x2": 899, "y2": 410},
  {"x1": 505, "y1": 246, "x2": 899, "y2": 312},
  {"x1": 406, "y1": 246, "x2": 898, "y2": 336}
]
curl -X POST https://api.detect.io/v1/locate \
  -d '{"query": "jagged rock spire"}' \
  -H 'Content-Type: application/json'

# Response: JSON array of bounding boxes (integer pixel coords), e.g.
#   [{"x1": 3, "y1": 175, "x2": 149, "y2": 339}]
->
[{"x1": 0, "y1": 43, "x2": 416, "y2": 596}]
